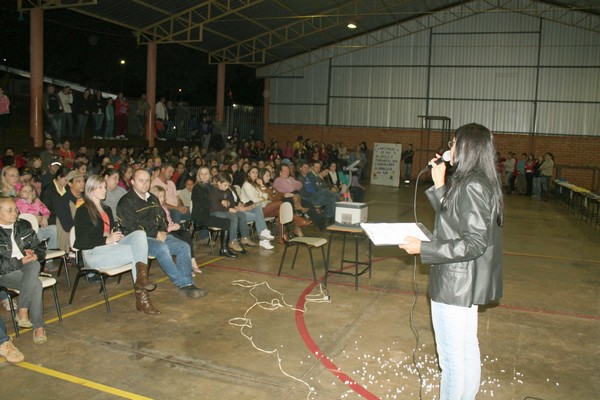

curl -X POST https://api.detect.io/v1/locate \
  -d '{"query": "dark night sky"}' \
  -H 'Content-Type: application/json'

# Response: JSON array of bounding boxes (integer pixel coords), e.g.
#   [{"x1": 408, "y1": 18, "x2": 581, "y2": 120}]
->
[{"x1": 0, "y1": 4, "x2": 263, "y2": 105}]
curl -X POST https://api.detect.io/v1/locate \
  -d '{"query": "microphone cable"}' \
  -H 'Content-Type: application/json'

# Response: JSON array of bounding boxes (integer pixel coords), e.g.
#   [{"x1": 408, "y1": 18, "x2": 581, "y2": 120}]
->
[{"x1": 407, "y1": 167, "x2": 430, "y2": 400}]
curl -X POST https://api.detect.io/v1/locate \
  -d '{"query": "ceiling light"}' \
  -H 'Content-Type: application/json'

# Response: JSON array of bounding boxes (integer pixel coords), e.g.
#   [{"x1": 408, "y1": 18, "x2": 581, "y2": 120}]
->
[{"x1": 347, "y1": 22, "x2": 357, "y2": 29}]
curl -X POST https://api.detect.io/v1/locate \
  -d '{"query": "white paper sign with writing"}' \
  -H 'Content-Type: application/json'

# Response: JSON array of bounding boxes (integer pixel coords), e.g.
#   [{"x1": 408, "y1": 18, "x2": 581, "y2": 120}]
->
[{"x1": 370, "y1": 142, "x2": 402, "y2": 186}]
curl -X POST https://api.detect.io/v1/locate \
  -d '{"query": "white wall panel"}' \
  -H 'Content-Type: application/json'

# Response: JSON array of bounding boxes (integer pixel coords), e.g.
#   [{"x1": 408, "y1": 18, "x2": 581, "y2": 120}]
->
[
  {"x1": 332, "y1": 30, "x2": 430, "y2": 66},
  {"x1": 538, "y1": 68, "x2": 600, "y2": 102},
  {"x1": 430, "y1": 67, "x2": 536, "y2": 100},
  {"x1": 270, "y1": 105, "x2": 326, "y2": 125},
  {"x1": 433, "y1": 11, "x2": 539, "y2": 33},
  {"x1": 431, "y1": 33, "x2": 539, "y2": 66},
  {"x1": 270, "y1": 61, "x2": 329, "y2": 103},
  {"x1": 429, "y1": 100, "x2": 534, "y2": 133},
  {"x1": 330, "y1": 67, "x2": 427, "y2": 97},
  {"x1": 329, "y1": 98, "x2": 426, "y2": 127},
  {"x1": 537, "y1": 103, "x2": 600, "y2": 135},
  {"x1": 540, "y1": 21, "x2": 600, "y2": 66}
]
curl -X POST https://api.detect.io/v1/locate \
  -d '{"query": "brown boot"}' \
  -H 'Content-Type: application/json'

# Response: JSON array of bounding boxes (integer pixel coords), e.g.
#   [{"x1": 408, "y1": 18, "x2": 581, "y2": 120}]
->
[
  {"x1": 292, "y1": 194, "x2": 309, "y2": 213},
  {"x1": 135, "y1": 262, "x2": 157, "y2": 292},
  {"x1": 135, "y1": 289, "x2": 160, "y2": 315},
  {"x1": 229, "y1": 240, "x2": 243, "y2": 252},
  {"x1": 293, "y1": 214, "x2": 313, "y2": 227}
]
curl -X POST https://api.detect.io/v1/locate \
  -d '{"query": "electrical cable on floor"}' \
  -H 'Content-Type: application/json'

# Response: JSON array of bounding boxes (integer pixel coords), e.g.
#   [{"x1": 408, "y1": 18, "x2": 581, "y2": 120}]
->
[{"x1": 228, "y1": 280, "x2": 331, "y2": 400}]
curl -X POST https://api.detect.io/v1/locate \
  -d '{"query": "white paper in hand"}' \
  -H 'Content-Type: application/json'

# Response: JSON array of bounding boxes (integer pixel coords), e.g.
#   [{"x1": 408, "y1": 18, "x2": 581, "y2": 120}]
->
[{"x1": 360, "y1": 223, "x2": 433, "y2": 246}]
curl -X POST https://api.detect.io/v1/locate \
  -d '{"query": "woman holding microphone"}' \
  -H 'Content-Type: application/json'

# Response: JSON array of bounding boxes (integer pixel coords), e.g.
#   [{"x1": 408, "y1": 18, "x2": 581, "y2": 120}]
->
[{"x1": 400, "y1": 123, "x2": 504, "y2": 400}]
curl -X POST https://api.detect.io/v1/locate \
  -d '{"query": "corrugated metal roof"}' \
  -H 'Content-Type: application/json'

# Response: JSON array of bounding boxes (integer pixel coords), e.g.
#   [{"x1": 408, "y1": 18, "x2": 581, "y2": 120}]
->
[{"x1": 18, "y1": 0, "x2": 599, "y2": 67}]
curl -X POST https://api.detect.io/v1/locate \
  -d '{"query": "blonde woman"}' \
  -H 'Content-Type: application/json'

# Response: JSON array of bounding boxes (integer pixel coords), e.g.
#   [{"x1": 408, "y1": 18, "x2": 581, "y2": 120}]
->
[{"x1": 73, "y1": 175, "x2": 159, "y2": 315}]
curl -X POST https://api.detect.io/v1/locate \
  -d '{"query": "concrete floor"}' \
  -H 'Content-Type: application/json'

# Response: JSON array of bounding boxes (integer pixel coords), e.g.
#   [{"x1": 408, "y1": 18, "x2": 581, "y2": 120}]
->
[{"x1": 1, "y1": 183, "x2": 598, "y2": 400}]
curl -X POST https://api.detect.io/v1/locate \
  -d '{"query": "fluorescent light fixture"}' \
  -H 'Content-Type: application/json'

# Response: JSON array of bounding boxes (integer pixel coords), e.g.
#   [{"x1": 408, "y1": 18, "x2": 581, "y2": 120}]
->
[{"x1": 347, "y1": 22, "x2": 357, "y2": 29}]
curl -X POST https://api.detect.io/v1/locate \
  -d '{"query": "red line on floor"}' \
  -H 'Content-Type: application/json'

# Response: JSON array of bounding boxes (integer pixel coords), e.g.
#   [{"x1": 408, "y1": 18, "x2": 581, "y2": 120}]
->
[
  {"x1": 207, "y1": 263, "x2": 600, "y2": 320},
  {"x1": 294, "y1": 280, "x2": 379, "y2": 400}
]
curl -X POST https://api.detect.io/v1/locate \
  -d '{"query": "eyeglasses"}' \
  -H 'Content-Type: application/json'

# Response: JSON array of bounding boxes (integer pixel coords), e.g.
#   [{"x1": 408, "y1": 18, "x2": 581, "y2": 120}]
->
[{"x1": 448, "y1": 140, "x2": 456, "y2": 148}]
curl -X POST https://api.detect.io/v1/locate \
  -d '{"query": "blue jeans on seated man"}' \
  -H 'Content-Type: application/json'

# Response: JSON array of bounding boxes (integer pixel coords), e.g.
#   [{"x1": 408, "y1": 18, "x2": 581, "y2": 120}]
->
[
  {"x1": 147, "y1": 235, "x2": 193, "y2": 288},
  {"x1": 211, "y1": 211, "x2": 249, "y2": 239}
]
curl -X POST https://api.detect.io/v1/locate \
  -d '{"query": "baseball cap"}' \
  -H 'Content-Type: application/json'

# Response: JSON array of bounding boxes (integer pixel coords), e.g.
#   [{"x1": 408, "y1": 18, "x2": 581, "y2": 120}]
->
[
  {"x1": 281, "y1": 158, "x2": 293, "y2": 166},
  {"x1": 66, "y1": 170, "x2": 86, "y2": 181},
  {"x1": 50, "y1": 157, "x2": 61, "y2": 167}
]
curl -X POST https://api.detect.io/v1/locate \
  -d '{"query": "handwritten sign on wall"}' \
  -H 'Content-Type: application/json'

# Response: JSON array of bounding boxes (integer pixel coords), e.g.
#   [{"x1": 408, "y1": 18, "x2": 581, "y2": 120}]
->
[{"x1": 370, "y1": 143, "x2": 402, "y2": 187}]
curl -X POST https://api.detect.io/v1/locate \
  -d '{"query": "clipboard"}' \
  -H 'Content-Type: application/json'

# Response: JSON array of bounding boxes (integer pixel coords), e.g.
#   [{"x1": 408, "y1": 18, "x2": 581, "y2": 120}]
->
[{"x1": 359, "y1": 222, "x2": 434, "y2": 246}]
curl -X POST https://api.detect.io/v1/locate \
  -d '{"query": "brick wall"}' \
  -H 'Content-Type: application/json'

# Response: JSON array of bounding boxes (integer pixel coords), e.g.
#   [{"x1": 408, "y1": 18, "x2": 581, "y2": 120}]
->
[{"x1": 265, "y1": 124, "x2": 600, "y2": 190}]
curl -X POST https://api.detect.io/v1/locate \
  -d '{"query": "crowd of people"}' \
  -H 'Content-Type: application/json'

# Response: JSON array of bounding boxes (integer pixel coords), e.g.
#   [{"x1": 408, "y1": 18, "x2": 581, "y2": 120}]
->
[
  {"x1": 0, "y1": 134, "x2": 370, "y2": 364},
  {"x1": 498, "y1": 151, "x2": 555, "y2": 200}
]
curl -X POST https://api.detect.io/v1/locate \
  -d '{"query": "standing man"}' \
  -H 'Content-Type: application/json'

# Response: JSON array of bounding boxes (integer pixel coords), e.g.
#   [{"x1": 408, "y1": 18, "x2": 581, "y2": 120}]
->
[
  {"x1": 400, "y1": 123, "x2": 503, "y2": 400},
  {"x1": 401, "y1": 144, "x2": 414, "y2": 185},
  {"x1": 57, "y1": 86, "x2": 73, "y2": 139},
  {"x1": 136, "y1": 94, "x2": 149, "y2": 137},
  {"x1": 42, "y1": 84, "x2": 63, "y2": 142},
  {"x1": 0, "y1": 86, "x2": 11, "y2": 136},
  {"x1": 117, "y1": 169, "x2": 206, "y2": 298},
  {"x1": 155, "y1": 96, "x2": 168, "y2": 141}
]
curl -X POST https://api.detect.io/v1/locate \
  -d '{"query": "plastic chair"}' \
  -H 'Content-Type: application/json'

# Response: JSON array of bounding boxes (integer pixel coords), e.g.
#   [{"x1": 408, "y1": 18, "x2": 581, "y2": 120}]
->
[
  {"x1": 277, "y1": 202, "x2": 328, "y2": 281},
  {"x1": 18, "y1": 213, "x2": 71, "y2": 286},
  {"x1": 0, "y1": 273, "x2": 63, "y2": 338}
]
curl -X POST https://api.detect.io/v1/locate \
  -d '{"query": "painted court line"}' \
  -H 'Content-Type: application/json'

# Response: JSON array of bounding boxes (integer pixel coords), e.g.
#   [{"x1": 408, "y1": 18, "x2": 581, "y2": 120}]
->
[{"x1": 17, "y1": 362, "x2": 153, "y2": 400}]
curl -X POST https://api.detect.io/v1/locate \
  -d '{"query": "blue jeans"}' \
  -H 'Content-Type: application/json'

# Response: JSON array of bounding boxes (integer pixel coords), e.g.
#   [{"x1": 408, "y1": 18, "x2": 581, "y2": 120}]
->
[
  {"x1": 211, "y1": 211, "x2": 249, "y2": 238},
  {"x1": 169, "y1": 208, "x2": 191, "y2": 223},
  {"x1": 76, "y1": 114, "x2": 89, "y2": 138},
  {"x1": 0, "y1": 261, "x2": 45, "y2": 329},
  {"x1": 431, "y1": 300, "x2": 480, "y2": 400},
  {"x1": 533, "y1": 176, "x2": 542, "y2": 197},
  {"x1": 404, "y1": 163, "x2": 413, "y2": 181},
  {"x1": 93, "y1": 113, "x2": 104, "y2": 135},
  {"x1": 0, "y1": 315, "x2": 9, "y2": 346},
  {"x1": 105, "y1": 118, "x2": 114, "y2": 138},
  {"x1": 81, "y1": 230, "x2": 148, "y2": 283},
  {"x1": 244, "y1": 206, "x2": 267, "y2": 233},
  {"x1": 38, "y1": 224, "x2": 57, "y2": 249},
  {"x1": 147, "y1": 235, "x2": 192, "y2": 288}
]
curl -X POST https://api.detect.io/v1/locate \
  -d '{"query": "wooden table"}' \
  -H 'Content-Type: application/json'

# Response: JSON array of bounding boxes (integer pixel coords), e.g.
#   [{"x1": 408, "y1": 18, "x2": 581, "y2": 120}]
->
[{"x1": 325, "y1": 224, "x2": 372, "y2": 290}]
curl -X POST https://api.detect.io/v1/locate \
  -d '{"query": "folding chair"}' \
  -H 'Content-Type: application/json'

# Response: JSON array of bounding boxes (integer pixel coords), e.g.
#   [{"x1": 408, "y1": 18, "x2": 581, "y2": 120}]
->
[{"x1": 277, "y1": 202, "x2": 328, "y2": 281}]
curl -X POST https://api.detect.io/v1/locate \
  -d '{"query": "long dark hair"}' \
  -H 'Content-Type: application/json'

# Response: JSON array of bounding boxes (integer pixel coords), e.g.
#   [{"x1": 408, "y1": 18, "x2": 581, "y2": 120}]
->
[{"x1": 442, "y1": 123, "x2": 504, "y2": 226}]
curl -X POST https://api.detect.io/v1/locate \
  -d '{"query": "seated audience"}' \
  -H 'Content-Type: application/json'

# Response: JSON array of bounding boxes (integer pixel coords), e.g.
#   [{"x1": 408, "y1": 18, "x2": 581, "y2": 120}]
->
[{"x1": 102, "y1": 168, "x2": 126, "y2": 220}]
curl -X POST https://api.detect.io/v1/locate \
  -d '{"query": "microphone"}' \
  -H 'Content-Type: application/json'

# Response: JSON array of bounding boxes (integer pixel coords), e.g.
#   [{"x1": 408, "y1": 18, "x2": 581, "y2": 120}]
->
[{"x1": 421, "y1": 150, "x2": 451, "y2": 172}]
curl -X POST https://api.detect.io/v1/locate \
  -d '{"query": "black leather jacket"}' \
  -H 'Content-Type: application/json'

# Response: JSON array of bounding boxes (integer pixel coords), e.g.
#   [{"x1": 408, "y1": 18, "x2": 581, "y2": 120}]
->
[
  {"x1": 0, "y1": 219, "x2": 46, "y2": 275},
  {"x1": 420, "y1": 172, "x2": 503, "y2": 307}
]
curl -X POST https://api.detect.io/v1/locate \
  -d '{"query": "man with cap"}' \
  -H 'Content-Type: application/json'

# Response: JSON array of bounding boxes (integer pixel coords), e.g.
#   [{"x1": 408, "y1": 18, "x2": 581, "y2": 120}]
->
[{"x1": 41, "y1": 158, "x2": 62, "y2": 190}]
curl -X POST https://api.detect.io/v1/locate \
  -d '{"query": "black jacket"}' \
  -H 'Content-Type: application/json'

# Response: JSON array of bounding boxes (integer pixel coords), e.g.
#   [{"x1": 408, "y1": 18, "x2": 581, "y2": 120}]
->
[
  {"x1": 116, "y1": 190, "x2": 167, "y2": 239},
  {"x1": 420, "y1": 172, "x2": 503, "y2": 307},
  {"x1": 73, "y1": 203, "x2": 114, "y2": 250},
  {"x1": 0, "y1": 220, "x2": 46, "y2": 275}
]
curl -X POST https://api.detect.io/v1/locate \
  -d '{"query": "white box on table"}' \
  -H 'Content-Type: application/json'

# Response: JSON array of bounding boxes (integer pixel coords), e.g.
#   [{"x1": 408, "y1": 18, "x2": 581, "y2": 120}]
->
[{"x1": 335, "y1": 202, "x2": 368, "y2": 225}]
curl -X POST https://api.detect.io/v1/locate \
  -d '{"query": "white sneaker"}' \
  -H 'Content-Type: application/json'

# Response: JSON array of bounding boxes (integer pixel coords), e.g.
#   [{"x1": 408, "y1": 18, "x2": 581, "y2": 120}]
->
[
  {"x1": 259, "y1": 229, "x2": 275, "y2": 240},
  {"x1": 259, "y1": 239, "x2": 274, "y2": 250}
]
